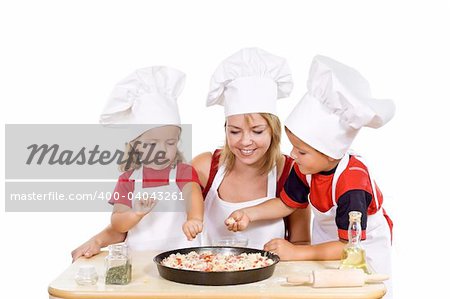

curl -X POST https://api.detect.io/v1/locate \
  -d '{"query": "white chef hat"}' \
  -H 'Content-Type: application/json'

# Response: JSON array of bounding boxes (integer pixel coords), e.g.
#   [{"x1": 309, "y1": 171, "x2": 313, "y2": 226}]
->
[
  {"x1": 206, "y1": 47, "x2": 293, "y2": 117},
  {"x1": 285, "y1": 55, "x2": 395, "y2": 159},
  {"x1": 99, "y1": 66, "x2": 185, "y2": 141}
]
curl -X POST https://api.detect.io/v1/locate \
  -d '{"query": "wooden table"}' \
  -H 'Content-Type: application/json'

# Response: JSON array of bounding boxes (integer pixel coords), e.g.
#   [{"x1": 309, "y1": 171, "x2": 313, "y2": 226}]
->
[{"x1": 48, "y1": 250, "x2": 386, "y2": 299}]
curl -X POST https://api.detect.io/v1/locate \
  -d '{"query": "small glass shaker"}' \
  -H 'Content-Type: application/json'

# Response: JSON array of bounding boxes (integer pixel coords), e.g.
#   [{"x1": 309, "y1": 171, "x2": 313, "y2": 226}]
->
[
  {"x1": 105, "y1": 243, "x2": 132, "y2": 285},
  {"x1": 75, "y1": 265, "x2": 98, "y2": 286}
]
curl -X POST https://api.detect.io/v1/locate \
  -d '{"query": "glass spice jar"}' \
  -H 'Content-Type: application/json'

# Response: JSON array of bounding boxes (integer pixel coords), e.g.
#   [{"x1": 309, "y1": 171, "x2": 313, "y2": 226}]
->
[
  {"x1": 105, "y1": 243, "x2": 132, "y2": 285},
  {"x1": 75, "y1": 265, "x2": 98, "y2": 286}
]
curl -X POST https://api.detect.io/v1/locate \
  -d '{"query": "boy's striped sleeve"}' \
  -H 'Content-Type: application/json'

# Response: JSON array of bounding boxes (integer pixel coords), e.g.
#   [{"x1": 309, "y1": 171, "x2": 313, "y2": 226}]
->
[{"x1": 280, "y1": 164, "x2": 310, "y2": 208}]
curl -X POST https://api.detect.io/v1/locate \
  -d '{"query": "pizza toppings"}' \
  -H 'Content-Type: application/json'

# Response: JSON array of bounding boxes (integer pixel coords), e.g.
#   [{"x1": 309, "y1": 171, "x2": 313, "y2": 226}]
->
[{"x1": 161, "y1": 251, "x2": 274, "y2": 272}]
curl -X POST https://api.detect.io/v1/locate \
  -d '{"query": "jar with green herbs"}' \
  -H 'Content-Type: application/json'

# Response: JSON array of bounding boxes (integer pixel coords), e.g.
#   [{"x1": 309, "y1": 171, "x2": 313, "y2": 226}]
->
[{"x1": 105, "y1": 243, "x2": 132, "y2": 285}]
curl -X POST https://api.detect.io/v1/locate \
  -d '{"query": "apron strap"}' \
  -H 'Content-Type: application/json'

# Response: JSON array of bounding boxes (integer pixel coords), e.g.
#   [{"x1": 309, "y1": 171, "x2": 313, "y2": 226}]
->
[
  {"x1": 351, "y1": 154, "x2": 380, "y2": 210},
  {"x1": 267, "y1": 166, "x2": 277, "y2": 198},
  {"x1": 129, "y1": 167, "x2": 143, "y2": 185},
  {"x1": 169, "y1": 165, "x2": 177, "y2": 183},
  {"x1": 306, "y1": 174, "x2": 312, "y2": 186},
  {"x1": 331, "y1": 153, "x2": 350, "y2": 206}
]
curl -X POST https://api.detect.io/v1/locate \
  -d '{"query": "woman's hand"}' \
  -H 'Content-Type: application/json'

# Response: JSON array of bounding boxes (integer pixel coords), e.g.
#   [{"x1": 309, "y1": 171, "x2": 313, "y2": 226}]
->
[
  {"x1": 225, "y1": 209, "x2": 251, "y2": 232},
  {"x1": 263, "y1": 238, "x2": 298, "y2": 261},
  {"x1": 183, "y1": 219, "x2": 203, "y2": 240}
]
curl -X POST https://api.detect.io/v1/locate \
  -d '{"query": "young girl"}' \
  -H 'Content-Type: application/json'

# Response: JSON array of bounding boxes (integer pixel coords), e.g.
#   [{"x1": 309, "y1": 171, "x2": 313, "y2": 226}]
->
[
  {"x1": 226, "y1": 55, "x2": 394, "y2": 296},
  {"x1": 109, "y1": 124, "x2": 203, "y2": 251},
  {"x1": 99, "y1": 66, "x2": 203, "y2": 251}
]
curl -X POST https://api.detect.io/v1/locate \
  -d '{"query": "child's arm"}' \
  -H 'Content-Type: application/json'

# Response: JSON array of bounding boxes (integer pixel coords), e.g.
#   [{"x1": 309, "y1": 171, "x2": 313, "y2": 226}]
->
[
  {"x1": 182, "y1": 182, "x2": 204, "y2": 240},
  {"x1": 225, "y1": 198, "x2": 296, "y2": 232},
  {"x1": 71, "y1": 225, "x2": 126, "y2": 262},
  {"x1": 263, "y1": 238, "x2": 346, "y2": 261},
  {"x1": 287, "y1": 205, "x2": 311, "y2": 245},
  {"x1": 111, "y1": 199, "x2": 156, "y2": 233}
]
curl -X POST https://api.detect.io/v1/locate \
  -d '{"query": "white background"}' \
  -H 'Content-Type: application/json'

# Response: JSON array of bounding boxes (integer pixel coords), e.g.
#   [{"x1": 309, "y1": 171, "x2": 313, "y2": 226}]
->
[{"x1": 1, "y1": 0, "x2": 449, "y2": 297}]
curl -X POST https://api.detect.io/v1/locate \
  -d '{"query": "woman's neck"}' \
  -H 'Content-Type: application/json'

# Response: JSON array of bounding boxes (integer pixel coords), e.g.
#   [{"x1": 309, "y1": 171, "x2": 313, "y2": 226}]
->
[{"x1": 231, "y1": 158, "x2": 265, "y2": 177}]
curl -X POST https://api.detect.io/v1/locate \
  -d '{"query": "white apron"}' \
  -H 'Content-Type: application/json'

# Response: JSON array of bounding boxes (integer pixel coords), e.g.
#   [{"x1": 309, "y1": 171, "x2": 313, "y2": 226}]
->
[
  {"x1": 125, "y1": 165, "x2": 201, "y2": 251},
  {"x1": 203, "y1": 165, "x2": 285, "y2": 249},
  {"x1": 307, "y1": 153, "x2": 392, "y2": 297}
]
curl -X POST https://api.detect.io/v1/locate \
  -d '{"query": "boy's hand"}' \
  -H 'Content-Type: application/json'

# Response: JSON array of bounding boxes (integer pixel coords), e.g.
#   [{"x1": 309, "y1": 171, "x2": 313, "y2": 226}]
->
[
  {"x1": 225, "y1": 209, "x2": 250, "y2": 232},
  {"x1": 263, "y1": 238, "x2": 297, "y2": 260},
  {"x1": 133, "y1": 196, "x2": 157, "y2": 217},
  {"x1": 183, "y1": 219, "x2": 203, "y2": 241}
]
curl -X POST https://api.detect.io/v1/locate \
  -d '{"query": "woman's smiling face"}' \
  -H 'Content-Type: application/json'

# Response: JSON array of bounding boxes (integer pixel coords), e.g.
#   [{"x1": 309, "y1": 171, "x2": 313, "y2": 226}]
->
[{"x1": 225, "y1": 113, "x2": 272, "y2": 166}]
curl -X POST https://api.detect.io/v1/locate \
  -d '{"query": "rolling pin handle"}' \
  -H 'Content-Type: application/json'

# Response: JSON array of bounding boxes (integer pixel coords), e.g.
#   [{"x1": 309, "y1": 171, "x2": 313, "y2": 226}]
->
[{"x1": 286, "y1": 274, "x2": 313, "y2": 285}]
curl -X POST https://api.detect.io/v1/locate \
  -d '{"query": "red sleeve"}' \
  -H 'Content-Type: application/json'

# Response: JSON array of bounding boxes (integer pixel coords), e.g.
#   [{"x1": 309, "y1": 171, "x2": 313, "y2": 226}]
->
[
  {"x1": 176, "y1": 163, "x2": 201, "y2": 191},
  {"x1": 108, "y1": 170, "x2": 134, "y2": 208}
]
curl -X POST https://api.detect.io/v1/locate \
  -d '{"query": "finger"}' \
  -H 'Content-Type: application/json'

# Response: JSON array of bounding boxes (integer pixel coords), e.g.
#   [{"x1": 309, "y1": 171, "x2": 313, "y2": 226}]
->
[
  {"x1": 194, "y1": 223, "x2": 202, "y2": 234},
  {"x1": 235, "y1": 211, "x2": 244, "y2": 221},
  {"x1": 237, "y1": 221, "x2": 243, "y2": 231},
  {"x1": 198, "y1": 223, "x2": 203, "y2": 233},
  {"x1": 189, "y1": 225, "x2": 199, "y2": 238},
  {"x1": 182, "y1": 225, "x2": 192, "y2": 240},
  {"x1": 71, "y1": 250, "x2": 82, "y2": 263},
  {"x1": 232, "y1": 222, "x2": 239, "y2": 232},
  {"x1": 144, "y1": 199, "x2": 153, "y2": 208},
  {"x1": 264, "y1": 241, "x2": 276, "y2": 252}
]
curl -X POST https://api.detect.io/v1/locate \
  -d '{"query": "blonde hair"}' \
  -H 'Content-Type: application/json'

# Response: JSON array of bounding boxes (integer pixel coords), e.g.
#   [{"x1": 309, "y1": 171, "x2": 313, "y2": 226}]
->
[
  {"x1": 220, "y1": 113, "x2": 282, "y2": 175},
  {"x1": 119, "y1": 129, "x2": 185, "y2": 172}
]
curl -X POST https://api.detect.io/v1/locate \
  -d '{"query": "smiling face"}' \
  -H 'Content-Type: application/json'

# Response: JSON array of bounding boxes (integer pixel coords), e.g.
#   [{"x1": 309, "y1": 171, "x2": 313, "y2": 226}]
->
[
  {"x1": 134, "y1": 125, "x2": 180, "y2": 170},
  {"x1": 285, "y1": 127, "x2": 338, "y2": 175},
  {"x1": 225, "y1": 114, "x2": 272, "y2": 167}
]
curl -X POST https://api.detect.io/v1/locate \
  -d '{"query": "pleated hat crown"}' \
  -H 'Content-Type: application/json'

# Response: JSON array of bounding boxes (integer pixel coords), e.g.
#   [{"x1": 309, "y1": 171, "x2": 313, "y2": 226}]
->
[
  {"x1": 207, "y1": 47, "x2": 293, "y2": 116},
  {"x1": 285, "y1": 55, "x2": 395, "y2": 159}
]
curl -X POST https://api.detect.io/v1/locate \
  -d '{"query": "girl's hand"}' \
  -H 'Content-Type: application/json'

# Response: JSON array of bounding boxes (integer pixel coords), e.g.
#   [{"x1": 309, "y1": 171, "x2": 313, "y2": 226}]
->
[
  {"x1": 71, "y1": 238, "x2": 101, "y2": 262},
  {"x1": 225, "y1": 210, "x2": 250, "y2": 232},
  {"x1": 133, "y1": 196, "x2": 157, "y2": 217},
  {"x1": 183, "y1": 219, "x2": 203, "y2": 240},
  {"x1": 263, "y1": 238, "x2": 298, "y2": 261}
]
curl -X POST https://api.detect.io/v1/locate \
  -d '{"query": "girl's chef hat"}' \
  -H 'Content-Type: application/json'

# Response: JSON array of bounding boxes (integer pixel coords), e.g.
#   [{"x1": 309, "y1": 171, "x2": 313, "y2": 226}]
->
[
  {"x1": 99, "y1": 66, "x2": 185, "y2": 140},
  {"x1": 285, "y1": 55, "x2": 395, "y2": 159},
  {"x1": 207, "y1": 47, "x2": 293, "y2": 117}
]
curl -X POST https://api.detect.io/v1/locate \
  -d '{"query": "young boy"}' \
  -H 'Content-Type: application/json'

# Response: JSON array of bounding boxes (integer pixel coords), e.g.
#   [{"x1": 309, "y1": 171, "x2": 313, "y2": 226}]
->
[{"x1": 226, "y1": 55, "x2": 394, "y2": 296}]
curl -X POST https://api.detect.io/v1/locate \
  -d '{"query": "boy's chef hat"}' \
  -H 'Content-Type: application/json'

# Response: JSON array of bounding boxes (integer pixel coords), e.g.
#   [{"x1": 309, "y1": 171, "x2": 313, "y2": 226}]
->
[
  {"x1": 99, "y1": 66, "x2": 184, "y2": 141},
  {"x1": 207, "y1": 47, "x2": 293, "y2": 117},
  {"x1": 285, "y1": 55, "x2": 395, "y2": 159}
]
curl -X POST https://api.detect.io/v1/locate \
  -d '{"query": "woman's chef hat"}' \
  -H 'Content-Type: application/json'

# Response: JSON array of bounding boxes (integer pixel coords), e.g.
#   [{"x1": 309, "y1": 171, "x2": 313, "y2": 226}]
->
[
  {"x1": 99, "y1": 66, "x2": 185, "y2": 141},
  {"x1": 207, "y1": 47, "x2": 293, "y2": 117},
  {"x1": 285, "y1": 55, "x2": 395, "y2": 159}
]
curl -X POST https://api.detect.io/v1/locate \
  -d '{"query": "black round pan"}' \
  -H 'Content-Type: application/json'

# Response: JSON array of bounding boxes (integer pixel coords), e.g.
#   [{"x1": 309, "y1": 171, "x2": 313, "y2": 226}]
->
[{"x1": 153, "y1": 246, "x2": 280, "y2": 286}]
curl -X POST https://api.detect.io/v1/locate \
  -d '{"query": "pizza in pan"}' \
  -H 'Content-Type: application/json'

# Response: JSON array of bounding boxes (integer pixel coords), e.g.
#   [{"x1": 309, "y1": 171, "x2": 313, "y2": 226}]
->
[{"x1": 161, "y1": 250, "x2": 275, "y2": 272}]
